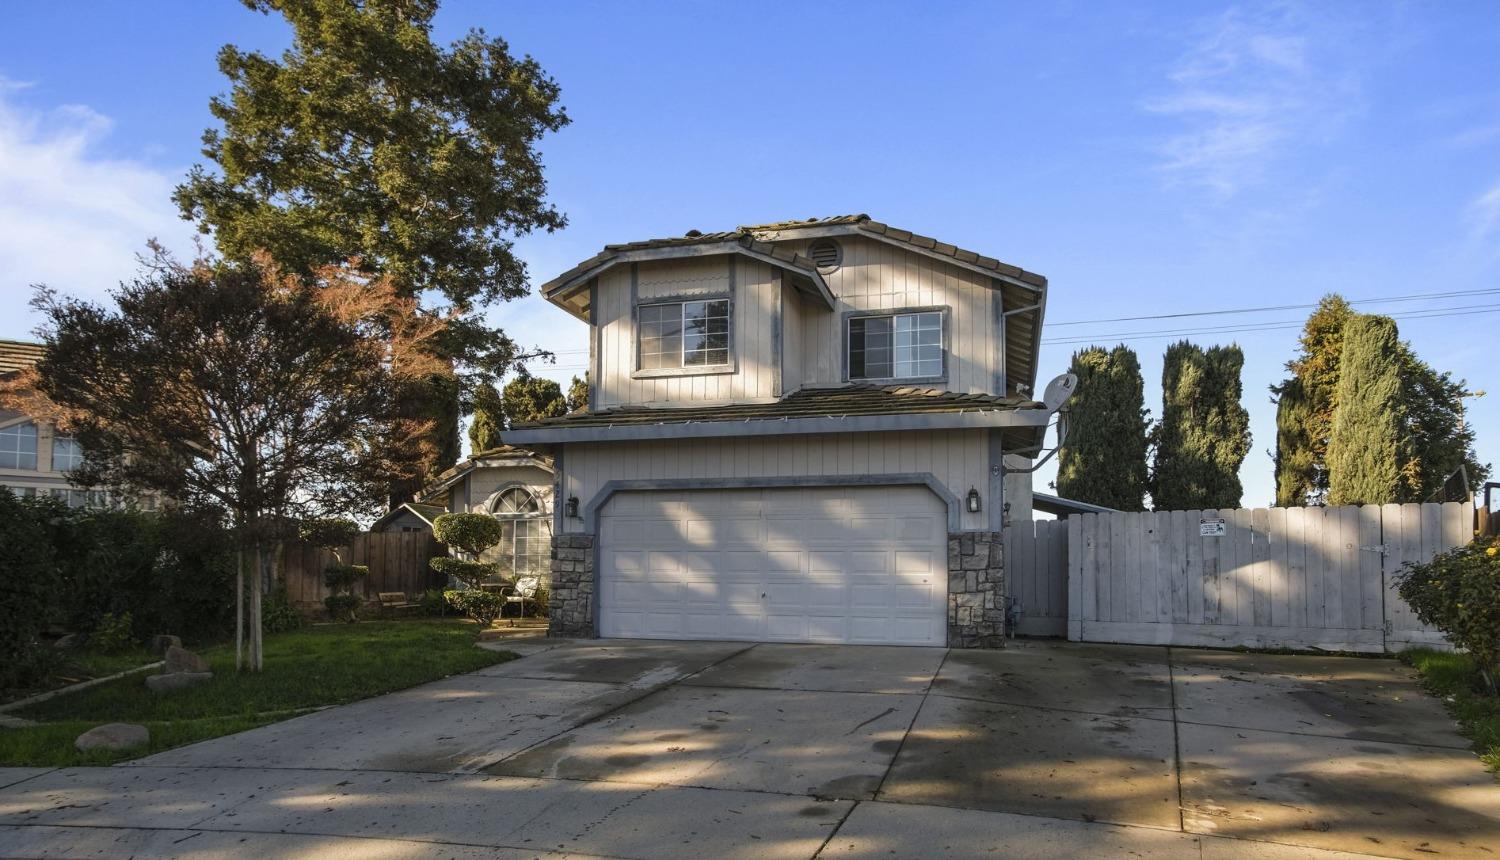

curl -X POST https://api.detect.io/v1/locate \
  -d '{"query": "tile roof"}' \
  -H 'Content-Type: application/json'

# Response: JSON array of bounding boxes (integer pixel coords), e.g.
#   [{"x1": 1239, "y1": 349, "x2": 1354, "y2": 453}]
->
[
  {"x1": 515, "y1": 384, "x2": 1042, "y2": 430},
  {"x1": 0, "y1": 340, "x2": 45, "y2": 377}
]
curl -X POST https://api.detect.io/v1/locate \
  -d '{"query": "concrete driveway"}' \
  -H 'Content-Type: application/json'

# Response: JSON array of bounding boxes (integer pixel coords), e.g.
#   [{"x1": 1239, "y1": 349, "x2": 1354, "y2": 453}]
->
[{"x1": 2, "y1": 638, "x2": 1498, "y2": 859}]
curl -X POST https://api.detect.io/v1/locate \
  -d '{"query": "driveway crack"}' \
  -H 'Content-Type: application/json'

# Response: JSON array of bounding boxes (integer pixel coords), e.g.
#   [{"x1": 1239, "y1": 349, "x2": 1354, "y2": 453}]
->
[
  {"x1": 871, "y1": 647, "x2": 948, "y2": 800},
  {"x1": 1167, "y1": 645, "x2": 1185, "y2": 832}
]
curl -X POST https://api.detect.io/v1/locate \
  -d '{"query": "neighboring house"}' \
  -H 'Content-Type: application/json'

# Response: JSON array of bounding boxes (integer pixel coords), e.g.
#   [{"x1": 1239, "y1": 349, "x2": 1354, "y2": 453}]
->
[
  {"x1": 504, "y1": 214, "x2": 1061, "y2": 648},
  {"x1": 0, "y1": 339, "x2": 155, "y2": 510},
  {"x1": 397, "y1": 446, "x2": 556, "y2": 581}
]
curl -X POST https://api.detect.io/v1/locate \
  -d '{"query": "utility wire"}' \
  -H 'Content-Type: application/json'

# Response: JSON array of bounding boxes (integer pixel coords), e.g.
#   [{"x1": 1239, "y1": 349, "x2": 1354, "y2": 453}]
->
[
  {"x1": 1046, "y1": 286, "x2": 1500, "y2": 327},
  {"x1": 1041, "y1": 306, "x2": 1500, "y2": 346}
]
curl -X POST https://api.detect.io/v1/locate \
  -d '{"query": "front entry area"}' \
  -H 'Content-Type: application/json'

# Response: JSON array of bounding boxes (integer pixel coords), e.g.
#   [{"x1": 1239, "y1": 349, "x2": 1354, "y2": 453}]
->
[{"x1": 597, "y1": 485, "x2": 948, "y2": 645}]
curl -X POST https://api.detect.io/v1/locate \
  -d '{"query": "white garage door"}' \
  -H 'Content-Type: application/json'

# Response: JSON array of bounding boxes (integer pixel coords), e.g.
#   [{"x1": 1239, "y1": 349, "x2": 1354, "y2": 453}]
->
[{"x1": 598, "y1": 485, "x2": 948, "y2": 645}]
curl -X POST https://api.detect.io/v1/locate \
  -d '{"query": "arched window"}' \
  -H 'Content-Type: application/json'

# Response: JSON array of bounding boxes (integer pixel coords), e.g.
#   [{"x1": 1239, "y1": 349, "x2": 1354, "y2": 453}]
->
[{"x1": 489, "y1": 487, "x2": 549, "y2": 580}]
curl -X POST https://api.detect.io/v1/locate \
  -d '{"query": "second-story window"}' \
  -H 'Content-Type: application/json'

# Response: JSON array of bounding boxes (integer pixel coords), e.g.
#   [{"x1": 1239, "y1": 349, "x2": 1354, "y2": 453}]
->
[
  {"x1": 640, "y1": 300, "x2": 730, "y2": 370},
  {"x1": 849, "y1": 311, "x2": 943, "y2": 380},
  {"x1": 0, "y1": 422, "x2": 38, "y2": 470},
  {"x1": 53, "y1": 435, "x2": 84, "y2": 472}
]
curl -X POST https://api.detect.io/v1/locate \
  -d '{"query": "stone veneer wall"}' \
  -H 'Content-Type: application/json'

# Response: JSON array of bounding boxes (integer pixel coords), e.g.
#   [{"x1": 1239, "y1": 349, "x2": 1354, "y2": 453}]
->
[
  {"x1": 948, "y1": 531, "x2": 1005, "y2": 648},
  {"x1": 549, "y1": 534, "x2": 596, "y2": 638}
]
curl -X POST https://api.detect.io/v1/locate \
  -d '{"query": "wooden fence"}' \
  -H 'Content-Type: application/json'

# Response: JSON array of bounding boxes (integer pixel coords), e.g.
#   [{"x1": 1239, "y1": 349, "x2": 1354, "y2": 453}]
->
[
  {"x1": 279, "y1": 531, "x2": 446, "y2": 608},
  {"x1": 1004, "y1": 519, "x2": 1069, "y2": 636},
  {"x1": 1064, "y1": 501, "x2": 1473, "y2": 653}
]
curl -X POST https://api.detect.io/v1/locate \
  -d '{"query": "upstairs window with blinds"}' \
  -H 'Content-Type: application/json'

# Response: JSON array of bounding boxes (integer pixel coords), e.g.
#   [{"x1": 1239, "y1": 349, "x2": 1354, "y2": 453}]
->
[
  {"x1": 639, "y1": 299, "x2": 731, "y2": 369},
  {"x1": 848, "y1": 311, "x2": 944, "y2": 380}
]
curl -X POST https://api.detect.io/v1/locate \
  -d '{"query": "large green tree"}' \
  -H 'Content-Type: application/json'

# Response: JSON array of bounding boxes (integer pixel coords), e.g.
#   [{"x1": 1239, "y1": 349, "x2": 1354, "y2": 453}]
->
[
  {"x1": 501, "y1": 369, "x2": 566, "y2": 428},
  {"x1": 1150, "y1": 341, "x2": 1251, "y2": 510},
  {"x1": 1396, "y1": 347, "x2": 1487, "y2": 501},
  {"x1": 1270, "y1": 295, "x2": 1354, "y2": 506},
  {"x1": 174, "y1": 0, "x2": 569, "y2": 501},
  {"x1": 1056, "y1": 345, "x2": 1150, "y2": 511},
  {"x1": 1326, "y1": 315, "x2": 1409, "y2": 505},
  {"x1": 566, "y1": 374, "x2": 589, "y2": 413}
]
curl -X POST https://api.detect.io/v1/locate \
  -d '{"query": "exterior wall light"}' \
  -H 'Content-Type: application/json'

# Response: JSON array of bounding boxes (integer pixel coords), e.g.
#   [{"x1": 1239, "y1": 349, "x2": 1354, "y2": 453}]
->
[
  {"x1": 565, "y1": 495, "x2": 580, "y2": 518},
  {"x1": 966, "y1": 487, "x2": 982, "y2": 514}
]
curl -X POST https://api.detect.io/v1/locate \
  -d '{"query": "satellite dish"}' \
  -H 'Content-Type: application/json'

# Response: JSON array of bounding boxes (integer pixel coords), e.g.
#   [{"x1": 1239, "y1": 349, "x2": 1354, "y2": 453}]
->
[{"x1": 1041, "y1": 372, "x2": 1078, "y2": 413}]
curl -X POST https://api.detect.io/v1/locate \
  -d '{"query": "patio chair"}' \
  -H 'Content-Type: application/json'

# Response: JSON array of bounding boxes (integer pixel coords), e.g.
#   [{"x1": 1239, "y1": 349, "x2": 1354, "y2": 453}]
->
[{"x1": 505, "y1": 574, "x2": 542, "y2": 626}]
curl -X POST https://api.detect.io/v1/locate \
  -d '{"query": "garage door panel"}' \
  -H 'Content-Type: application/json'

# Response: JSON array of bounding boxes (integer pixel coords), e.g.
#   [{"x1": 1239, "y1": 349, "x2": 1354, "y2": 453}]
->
[{"x1": 599, "y1": 486, "x2": 947, "y2": 646}]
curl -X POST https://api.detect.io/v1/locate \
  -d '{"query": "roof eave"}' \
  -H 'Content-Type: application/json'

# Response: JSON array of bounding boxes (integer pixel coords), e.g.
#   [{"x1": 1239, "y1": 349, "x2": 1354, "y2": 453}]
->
[{"x1": 503, "y1": 408, "x2": 1051, "y2": 445}]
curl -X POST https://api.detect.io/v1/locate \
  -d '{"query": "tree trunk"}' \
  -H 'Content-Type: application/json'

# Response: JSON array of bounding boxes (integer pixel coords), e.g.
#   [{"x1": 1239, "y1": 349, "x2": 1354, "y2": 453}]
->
[
  {"x1": 250, "y1": 545, "x2": 264, "y2": 671},
  {"x1": 235, "y1": 549, "x2": 244, "y2": 671}
]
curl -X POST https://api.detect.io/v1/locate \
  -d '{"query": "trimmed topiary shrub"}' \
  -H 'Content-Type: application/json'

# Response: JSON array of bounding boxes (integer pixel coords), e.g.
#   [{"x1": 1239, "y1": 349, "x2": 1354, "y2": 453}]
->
[
  {"x1": 432, "y1": 513, "x2": 503, "y2": 560},
  {"x1": 431, "y1": 513, "x2": 506, "y2": 630},
  {"x1": 444, "y1": 588, "x2": 504, "y2": 628},
  {"x1": 322, "y1": 563, "x2": 369, "y2": 622},
  {"x1": 1396, "y1": 535, "x2": 1500, "y2": 693}
]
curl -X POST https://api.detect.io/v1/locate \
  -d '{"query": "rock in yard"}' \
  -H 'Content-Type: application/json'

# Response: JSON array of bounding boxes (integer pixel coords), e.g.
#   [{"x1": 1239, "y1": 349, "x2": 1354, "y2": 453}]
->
[
  {"x1": 52, "y1": 633, "x2": 80, "y2": 650},
  {"x1": 151, "y1": 634, "x2": 182, "y2": 654},
  {"x1": 75, "y1": 723, "x2": 149, "y2": 752},
  {"x1": 164, "y1": 645, "x2": 210, "y2": 674},
  {"x1": 145, "y1": 672, "x2": 213, "y2": 693}
]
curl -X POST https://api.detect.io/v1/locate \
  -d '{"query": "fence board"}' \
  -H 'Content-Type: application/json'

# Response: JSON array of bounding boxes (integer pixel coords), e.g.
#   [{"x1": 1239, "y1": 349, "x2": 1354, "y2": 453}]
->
[
  {"x1": 1004, "y1": 519, "x2": 1070, "y2": 637},
  {"x1": 1067, "y1": 501, "x2": 1471, "y2": 653}
]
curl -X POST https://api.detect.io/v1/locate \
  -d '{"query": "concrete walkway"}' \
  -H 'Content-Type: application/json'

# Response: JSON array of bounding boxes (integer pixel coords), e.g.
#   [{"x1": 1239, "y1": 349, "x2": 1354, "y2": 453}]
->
[{"x1": 1, "y1": 638, "x2": 1497, "y2": 859}]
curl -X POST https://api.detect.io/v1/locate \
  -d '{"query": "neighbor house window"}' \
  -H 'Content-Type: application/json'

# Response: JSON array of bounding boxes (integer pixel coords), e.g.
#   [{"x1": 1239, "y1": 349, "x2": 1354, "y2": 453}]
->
[
  {"x1": 53, "y1": 436, "x2": 83, "y2": 472},
  {"x1": 0, "y1": 422, "x2": 38, "y2": 470},
  {"x1": 848, "y1": 311, "x2": 943, "y2": 380},
  {"x1": 490, "y1": 487, "x2": 550, "y2": 581},
  {"x1": 48, "y1": 488, "x2": 109, "y2": 509},
  {"x1": 639, "y1": 299, "x2": 730, "y2": 369}
]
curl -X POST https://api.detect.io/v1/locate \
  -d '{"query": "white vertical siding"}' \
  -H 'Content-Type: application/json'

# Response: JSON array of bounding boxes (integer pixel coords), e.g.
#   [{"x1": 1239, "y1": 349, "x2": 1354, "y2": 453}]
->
[{"x1": 561, "y1": 430, "x2": 993, "y2": 533}]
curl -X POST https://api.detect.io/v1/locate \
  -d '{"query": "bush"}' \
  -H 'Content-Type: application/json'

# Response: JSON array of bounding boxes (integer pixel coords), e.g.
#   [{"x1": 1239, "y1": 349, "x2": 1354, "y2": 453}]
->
[
  {"x1": 261, "y1": 585, "x2": 304, "y2": 633},
  {"x1": 444, "y1": 589, "x2": 504, "y2": 629},
  {"x1": 432, "y1": 513, "x2": 503, "y2": 557},
  {"x1": 0, "y1": 489, "x2": 59, "y2": 690},
  {"x1": 322, "y1": 563, "x2": 369, "y2": 622},
  {"x1": 1396, "y1": 535, "x2": 1500, "y2": 693},
  {"x1": 417, "y1": 588, "x2": 447, "y2": 617},
  {"x1": 430, "y1": 556, "x2": 498, "y2": 589},
  {"x1": 90, "y1": 611, "x2": 135, "y2": 653},
  {"x1": 298, "y1": 518, "x2": 361, "y2": 550}
]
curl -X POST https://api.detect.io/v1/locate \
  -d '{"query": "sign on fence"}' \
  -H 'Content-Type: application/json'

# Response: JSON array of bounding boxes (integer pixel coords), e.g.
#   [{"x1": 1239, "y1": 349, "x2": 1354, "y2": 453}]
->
[{"x1": 1065, "y1": 502, "x2": 1472, "y2": 654}]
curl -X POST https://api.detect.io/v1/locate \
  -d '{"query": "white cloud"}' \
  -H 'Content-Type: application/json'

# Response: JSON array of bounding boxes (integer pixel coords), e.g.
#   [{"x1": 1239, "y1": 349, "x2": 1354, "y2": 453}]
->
[
  {"x1": 1470, "y1": 179, "x2": 1500, "y2": 243},
  {"x1": 0, "y1": 80, "x2": 191, "y2": 337},
  {"x1": 1144, "y1": 6, "x2": 1360, "y2": 197}
]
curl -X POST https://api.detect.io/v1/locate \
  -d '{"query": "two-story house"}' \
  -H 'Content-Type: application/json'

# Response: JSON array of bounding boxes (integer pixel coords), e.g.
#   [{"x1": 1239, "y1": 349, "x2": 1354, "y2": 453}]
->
[
  {"x1": 504, "y1": 215, "x2": 1061, "y2": 649},
  {"x1": 0, "y1": 339, "x2": 150, "y2": 509}
]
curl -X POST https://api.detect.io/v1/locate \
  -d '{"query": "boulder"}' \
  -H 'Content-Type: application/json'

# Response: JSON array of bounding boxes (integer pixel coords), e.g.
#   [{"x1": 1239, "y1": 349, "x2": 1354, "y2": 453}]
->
[
  {"x1": 75, "y1": 723, "x2": 149, "y2": 752},
  {"x1": 52, "y1": 633, "x2": 81, "y2": 650},
  {"x1": 145, "y1": 672, "x2": 213, "y2": 693},
  {"x1": 164, "y1": 645, "x2": 210, "y2": 674},
  {"x1": 150, "y1": 634, "x2": 182, "y2": 654}
]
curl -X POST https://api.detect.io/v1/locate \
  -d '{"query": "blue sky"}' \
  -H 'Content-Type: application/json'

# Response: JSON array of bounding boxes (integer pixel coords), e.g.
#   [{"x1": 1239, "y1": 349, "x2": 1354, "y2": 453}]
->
[{"x1": 2, "y1": 1, "x2": 1496, "y2": 507}]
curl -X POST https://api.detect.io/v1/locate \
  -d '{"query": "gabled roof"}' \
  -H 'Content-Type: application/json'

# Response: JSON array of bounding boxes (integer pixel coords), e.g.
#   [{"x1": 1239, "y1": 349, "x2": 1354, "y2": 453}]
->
[
  {"x1": 540, "y1": 215, "x2": 1050, "y2": 393},
  {"x1": 503, "y1": 384, "x2": 1051, "y2": 450},
  {"x1": 415, "y1": 445, "x2": 554, "y2": 502},
  {"x1": 541, "y1": 233, "x2": 836, "y2": 320},
  {"x1": 370, "y1": 501, "x2": 446, "y2": 531},
  {"x1": 0, "y1": 340, "x2": 44, "y2": 377}
]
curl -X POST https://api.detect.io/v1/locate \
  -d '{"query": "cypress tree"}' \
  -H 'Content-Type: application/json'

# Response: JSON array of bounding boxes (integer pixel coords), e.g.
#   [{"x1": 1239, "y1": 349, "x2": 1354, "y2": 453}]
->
[
  {"x1": 1272, "y1": 376, "x2": 1317, "y2": 506},
  {"x1": 468, "y1": 383, "x2": 504, "y2": 454},
  {"x1": 1150, "y1": 341, "x2": 1251, "y2": 509},
  {"x1": 1056, "y1": 345, "x2": 1150, "y2": 511},
  {"x1": 1270, "y1": 295, "x2": 1354, "y2": 504},
  {"x1": 1326, "y1": 315, "x2": 1409, "y2": 505}
]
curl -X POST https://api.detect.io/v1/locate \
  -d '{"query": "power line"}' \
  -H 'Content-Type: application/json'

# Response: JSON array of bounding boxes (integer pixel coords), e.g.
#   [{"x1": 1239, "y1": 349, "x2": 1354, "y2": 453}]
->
[
  {"x1": 1040, "y1": 301, "x2": 1500, "y2": 344},
  {"x1": 1041, "y1": 306, "x2": 1500, "y2": 346},
  {"x1": 1046, "y1": 286, "x2": 1500, "y2": 327}
]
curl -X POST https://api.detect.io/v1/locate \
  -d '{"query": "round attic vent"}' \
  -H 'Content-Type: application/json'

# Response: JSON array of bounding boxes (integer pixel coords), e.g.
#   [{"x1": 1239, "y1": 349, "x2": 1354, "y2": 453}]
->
[{"x1": 808, "y1": 238, "x2": 842, "y2": 272}]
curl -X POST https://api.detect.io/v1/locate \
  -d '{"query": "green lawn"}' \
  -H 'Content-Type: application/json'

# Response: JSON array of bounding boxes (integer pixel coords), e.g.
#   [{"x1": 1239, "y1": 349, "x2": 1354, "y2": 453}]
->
[
  {"x1": 1401, "y1": 648, "x2": 1500, "y2": 773},
  {"x1": 1, "y1": 620, "x2": 513, "y2": 767}
]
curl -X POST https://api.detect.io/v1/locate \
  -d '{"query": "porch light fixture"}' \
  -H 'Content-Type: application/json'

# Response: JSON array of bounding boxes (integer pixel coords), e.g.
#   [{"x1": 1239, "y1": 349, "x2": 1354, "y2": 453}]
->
[
  {"x1": 565, "y1": 495, "x2": 580, "y2": 518},
  {"x1": 966, "y1": 487, "x2": 982, "y2": 514}
]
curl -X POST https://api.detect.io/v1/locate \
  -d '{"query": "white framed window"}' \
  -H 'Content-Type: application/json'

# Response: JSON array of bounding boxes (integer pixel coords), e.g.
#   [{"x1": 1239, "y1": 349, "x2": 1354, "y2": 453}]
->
[
  {"x1": 639, "y1": 299, "x2": 730, "y2": 370},
  {"x1": 53, "y1": 435, "x2": 84, "y2": 472},
  {"x1": 848, "y1": 310, "x2": 944, "y2": 380},
  {"x1": 489, "y1": 487, "x2": 550, "y2": 581},
  {"x1": 0, "y1": 422, "x2": 38, "y2": 470},
  {"x1": 49, "y1": 487, "x2": 109, "y2": 509}
]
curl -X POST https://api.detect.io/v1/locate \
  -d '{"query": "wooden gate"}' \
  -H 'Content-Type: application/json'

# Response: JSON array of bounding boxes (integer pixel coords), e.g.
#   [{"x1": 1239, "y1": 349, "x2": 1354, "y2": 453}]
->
[
  {"x1": 1004, "y1": 519, "x2": 1069, "y2": 636},
  {"x1": 1065, "y1": 502, "x2": 1472, "y2": 653}
]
